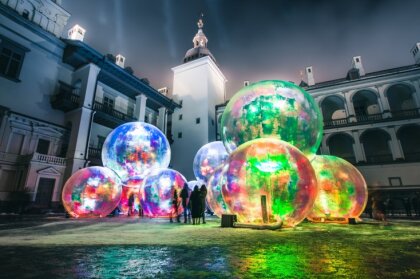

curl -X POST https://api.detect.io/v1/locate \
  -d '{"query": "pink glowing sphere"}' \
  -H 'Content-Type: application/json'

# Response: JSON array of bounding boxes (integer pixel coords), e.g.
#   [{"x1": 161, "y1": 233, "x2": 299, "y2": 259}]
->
[
  {"x1": 140, "y1": 168, "x2": 188, "y2": 217},
  {"x1": 62, "y1": 167, "x2": 122, "y2": 218},
  {"x1": 222, "y1": 138, "x2": 318, "y2": 227},
  {"x1": 307, "y1": 155, "x2": 368, "y2": 220},
  {"x1": 118, "y1": 177, "x2": 143, "y2": 215},
  {"x1": 206, "y1": 164, "x2": 230, "y2": 217}
]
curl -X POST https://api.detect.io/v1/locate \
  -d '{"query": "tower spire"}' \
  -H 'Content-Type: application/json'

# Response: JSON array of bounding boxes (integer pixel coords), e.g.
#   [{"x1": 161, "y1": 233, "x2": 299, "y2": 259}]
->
[{"x1": 193, "y1": 14, "x2": 208, "y2": 48}]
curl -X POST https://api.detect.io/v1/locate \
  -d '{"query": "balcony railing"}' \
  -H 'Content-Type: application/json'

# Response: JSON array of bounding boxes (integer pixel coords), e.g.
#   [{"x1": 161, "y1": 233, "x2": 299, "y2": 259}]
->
[
  {"x1": 50, "y1": 81, "x2": 80, "y2": 112},
  {"x1": 31, "y1": 152, "x2": 66, "y2": 166},
  {"x1": 324, "y1": 108, "x2": 420, "y2": 129},
  {"x1": 88, "y1": 147, "x2": 102, "y2": 159},
  {"x1": 93, "y1": 102, "x2": 136, "y2": 128}
]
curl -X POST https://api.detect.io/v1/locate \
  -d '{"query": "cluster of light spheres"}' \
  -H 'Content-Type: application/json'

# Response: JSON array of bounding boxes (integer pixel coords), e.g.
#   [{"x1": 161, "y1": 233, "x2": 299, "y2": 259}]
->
[
  {"x1": 140, "y1": 168, "x2": 187, "y2": 217},
  {"x1": 62, "y1": 167, "x2": 122, "y2": 218},
  {"x1": 221, "y1": 138, "x2": 318, "y2": 227},
  {"x1": 102, "y1": 122, "x2": 171, "y2": 182},
  {"x1": 221, "y1": 80, "x2": 323, "y2": 159},
  {"x1": 193, "y1": 141, "x2": 228, "y2": 183},
  {"x1": 307, "y1": 155, "x2": 368, "y2": 220}
]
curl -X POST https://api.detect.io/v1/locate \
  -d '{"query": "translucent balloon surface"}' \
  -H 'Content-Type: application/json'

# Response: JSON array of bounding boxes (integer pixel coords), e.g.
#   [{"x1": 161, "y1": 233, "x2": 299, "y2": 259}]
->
[
  {"x1": 187, "y1": 180, "x2": 202, "y2": 191},
  {"x1": 62, "y1": 167, "x2": 122, "y2": 218},
  {"x1": 222, "y1": 138, "x2": 318, "y2": 227},
  {"x1": 221, "y1": 80, "x2": 323, "y2": 158},
  {"x1": 307, "y1": 155, "x2": 368, "y2": 220},
  {"x1": 140, "y1": 168, "x2": 187, "y2": 217},
  {"x1": 119, "y1": 177, "x2": 143, "y2": 215},
  {"x1": 193, "y1": 141, "x2": 229, "y2": 182},
  {"x1": 206, "y1": 164, "x2": 230, "y2": 217},
  {"x1": 102, "y1": 122, "x2": 171, "y2": 182}
]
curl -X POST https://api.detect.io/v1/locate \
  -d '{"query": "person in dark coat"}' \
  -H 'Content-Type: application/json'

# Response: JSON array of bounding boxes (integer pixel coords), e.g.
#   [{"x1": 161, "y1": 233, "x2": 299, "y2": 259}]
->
[
  {"x1": 169, "y1": 190, "x2": 180, "y2": 223},
  {"x1": 127, "y1": 193, "x2": 135, "y2": 217},
  {"x1": 180, "y1": 183, "x2": 190, "y2": 223},
  {"x1": 190, "y1": 185, "x2": 201, "y2": 225},
  {"x1": 200, "y1": 184, "x2": 208, "y2": 224}
]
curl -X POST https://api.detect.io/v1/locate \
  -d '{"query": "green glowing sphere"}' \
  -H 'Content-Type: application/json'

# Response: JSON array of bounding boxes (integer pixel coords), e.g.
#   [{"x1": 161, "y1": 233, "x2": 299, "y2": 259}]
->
[
  {"x1": 307, "y1": 155, "x2": 368, "y2": 220},
  {"x1": 221, "y1": 80, "x2": 323, "y2": 159}
]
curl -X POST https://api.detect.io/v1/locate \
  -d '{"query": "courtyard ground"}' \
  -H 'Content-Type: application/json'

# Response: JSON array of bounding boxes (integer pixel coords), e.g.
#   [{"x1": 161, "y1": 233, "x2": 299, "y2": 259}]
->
[{"x1": 0, "y1": 216, "x2": 419, "y2": 278}]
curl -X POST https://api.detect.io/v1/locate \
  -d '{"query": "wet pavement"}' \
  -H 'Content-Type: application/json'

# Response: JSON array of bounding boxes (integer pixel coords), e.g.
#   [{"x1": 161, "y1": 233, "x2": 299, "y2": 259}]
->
[{"x1": 0, "y1": 216, "x2": 419, "y2": 278}]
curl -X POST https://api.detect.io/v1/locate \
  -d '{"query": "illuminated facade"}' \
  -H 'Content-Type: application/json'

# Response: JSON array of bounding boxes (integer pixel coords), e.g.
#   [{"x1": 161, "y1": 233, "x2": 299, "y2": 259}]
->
[{"x1": 0, "y1": 1, "x2": 179, "y2": 210}]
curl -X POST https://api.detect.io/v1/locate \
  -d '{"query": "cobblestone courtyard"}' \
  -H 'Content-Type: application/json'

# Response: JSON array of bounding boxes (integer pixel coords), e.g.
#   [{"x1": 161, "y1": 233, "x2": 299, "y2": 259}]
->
[{"x1": 0, "y1": 216, "x2": 419, "y2": 278}]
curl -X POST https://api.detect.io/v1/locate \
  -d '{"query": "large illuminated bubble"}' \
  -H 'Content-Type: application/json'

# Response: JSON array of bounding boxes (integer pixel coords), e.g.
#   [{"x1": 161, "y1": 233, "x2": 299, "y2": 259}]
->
[
  {"x1": 118, "y1": 177, "x2": 143, "y2": 215},
  {"x1": 221, "y1": 80, "x2": 323, "y2": 158},
  {"x1": 206, "y1": 164, "x2": 230, "y2": 217},
  {"x1": 222, "y1": 138, "x2": 318, "y2": 227},
  {"x1": 102, "y1": 122, "x2": 171, "y2": 182},
  {"x1": 140, "y1": 168, "x2": 187, "y2": 217},
  {"x1": 307, "y1": 155, "x2": 368, "y2": 220},
  {"x1": 62, "y1": 166, "x2": 122, "y2": 218},
  {"x1": 193, "y1": 141, "x2": 228, "y2": 183}
]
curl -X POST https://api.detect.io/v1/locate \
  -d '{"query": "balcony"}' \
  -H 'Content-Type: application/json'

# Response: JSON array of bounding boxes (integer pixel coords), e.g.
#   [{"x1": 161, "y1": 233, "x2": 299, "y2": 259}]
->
[
  {"x1": 93, "y1": 102, "x2": 137, "y2": 129},
  {"x1": 88, "y1": 147, "x2": 102, "y2": 166},
  {"x1": 323, "y1": 108, "x2": 420, "y2": 129},
  {"x1": 50, "y1": 81, "x2": 80, "y2": 112},
  {"x1": 31, "y1": 153, "x2": 66, "y2": 166}
]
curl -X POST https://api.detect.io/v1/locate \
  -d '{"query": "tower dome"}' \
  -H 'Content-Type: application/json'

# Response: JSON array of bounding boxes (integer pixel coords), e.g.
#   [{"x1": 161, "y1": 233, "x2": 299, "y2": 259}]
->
[{"x1": 183, "y1": 17, "x2": 216, "y2": 63}]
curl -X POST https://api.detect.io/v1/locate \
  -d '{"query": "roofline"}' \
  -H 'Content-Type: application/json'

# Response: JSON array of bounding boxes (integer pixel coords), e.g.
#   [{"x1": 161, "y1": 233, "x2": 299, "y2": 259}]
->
[{"x1": 172, "y1": 56, "x2": 227, "y2": 82}]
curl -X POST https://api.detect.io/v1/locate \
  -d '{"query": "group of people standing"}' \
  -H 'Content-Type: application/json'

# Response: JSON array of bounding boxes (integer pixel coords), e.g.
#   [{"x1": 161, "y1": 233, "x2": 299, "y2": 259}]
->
[{"x1": 171, "y1": 183, "x2": 207, "y2": 225}]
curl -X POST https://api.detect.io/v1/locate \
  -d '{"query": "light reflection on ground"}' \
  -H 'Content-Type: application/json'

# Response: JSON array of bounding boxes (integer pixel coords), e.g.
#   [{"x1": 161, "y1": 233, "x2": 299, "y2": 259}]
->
[{"x1": 0, "y1": 216, "x2": 419, "y2": 278}]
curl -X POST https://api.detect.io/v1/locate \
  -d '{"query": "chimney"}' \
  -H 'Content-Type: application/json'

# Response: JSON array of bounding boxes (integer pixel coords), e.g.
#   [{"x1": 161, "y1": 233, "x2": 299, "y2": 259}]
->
[
  {"x1": 67, "y1": 24, "x2": 86, "y2": 41},
  {"x1": 244, "y1": 80, "x2": 250, "y2": 87},
  {"x1": 352, "y1": 56, "x2": 365, "y2": 76},
  {"x1": 115, "y1": 54, "x2": 125, "y2": 68},
  {"x1": 306, "y1": 66, "x2": 315, "y2": 86},
  {"x1": 411, "y1": 42, "x2": 420, "y2": 64},
  {"x1": 158, "y1": 87, "x2": 169, "y2": 96}
]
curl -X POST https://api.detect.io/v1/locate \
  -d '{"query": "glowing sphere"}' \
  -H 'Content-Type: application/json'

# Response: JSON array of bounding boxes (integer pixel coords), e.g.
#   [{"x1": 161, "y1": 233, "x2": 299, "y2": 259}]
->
[
  {"x1": 221, "y1": 80, "x2": 323, "y2": 158},
  {"x1": 222, "y1": 138, "x2": 318, "y2": 227},
  {"x1": 118, "y1": 177, "x2": 143, "y2": 215},
  {"x1": 307, "y1": 155, "x2": 368, "y2": 220},
  {"x1": 140, "y1": 168, "x2": 187, "y2": 217},
  {"x1": 102, "y1": 122, "x2": 170, "y2": 182},
  {"x1": 206, "y1": 164, "x2": 230, "y2": 217},
  {"x1": 62, "y1": 166, "x2": 122, "y2": 218},
  {"x1": 193, "y1": 141, "x2": 229, "y2": 183}
]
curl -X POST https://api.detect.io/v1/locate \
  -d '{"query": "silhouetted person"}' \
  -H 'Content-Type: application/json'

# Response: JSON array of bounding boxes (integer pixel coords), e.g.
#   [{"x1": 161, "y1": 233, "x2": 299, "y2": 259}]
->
[
  {"x1": 372, "y1": 197, "x2": 386, "y2": 223},
  {"x1": 190, "y1": 185, "x2": 201, "y2": 225},
  {"x1": 180, "y1": 183, "x2": 190, "y2": 223},
  {"x1": 200, "y1": 184, "x2": 207, "y2": 224},
  {"x1": 128, "y1": 193, "x2": 135, "y2": 216},
  {"x1": 403, "y1": 197, "x2": 412, "y2": 217},
  {"x1": 170, "y1": 190, "x2": 180, "y2": 223}
]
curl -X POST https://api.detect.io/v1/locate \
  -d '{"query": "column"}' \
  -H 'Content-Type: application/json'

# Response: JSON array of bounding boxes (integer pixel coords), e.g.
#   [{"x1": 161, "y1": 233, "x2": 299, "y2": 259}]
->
[
  {"x1": 157, "y1": 107, "x2": 167, "y2": 134},
  {"x1": 0, "y1": 108, "x2": 9, "y2": 151},
  {"x1": 344, "y1": 91, "x2": 356, "y2": 122},
  {"x1": 135, "y1": 94, "x2": 147, "y2": 122},
  {"x1": 385, "y1": 127, "x2": 404, "y2": 160},
  {"x1": 72, "y1": 63, "x2": 101, "y2": 109},
  {"x1": 321, "y1": 134, "x2": 330, "y2": 155},
  {"x1": 376, "y1": 85, "x2": 391, "y2": 118},
  {"x1": 351, "y1": 130, "x2": 366, "y2": 162},
  {"x1": 411, "y1": 80, "x2": 420, "y2": 110}
]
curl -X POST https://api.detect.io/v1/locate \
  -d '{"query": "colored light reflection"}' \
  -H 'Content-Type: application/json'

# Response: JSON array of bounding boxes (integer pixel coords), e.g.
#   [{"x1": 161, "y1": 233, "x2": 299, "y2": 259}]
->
[
  {"x1": 222, "y1": 138, "x2": 318, "y2": 227},
  {"x1": 62, "y1": 166, "x2": 122, "y2": 218},
  {"x1": 102, "y1": 122, "x2": 171, "y2": 182},
  {"x1": 221, "y1": 80, "x2": 323, "y2": 159},
  {"x1": 307, "y1": 155, "x2": 368, "y2": 220},
  {"x1": 119, "y1": 177, "x2": 143, "y2": 215},
  {"x1": 206, "y1": 164, "x2": 230, "y2": 217},
  {"x1": 140, "y1": 168, "x2": 187, "y2": 217},
  {"x1": 193, "y1": 141, "x2": 229, "y2": 183}
]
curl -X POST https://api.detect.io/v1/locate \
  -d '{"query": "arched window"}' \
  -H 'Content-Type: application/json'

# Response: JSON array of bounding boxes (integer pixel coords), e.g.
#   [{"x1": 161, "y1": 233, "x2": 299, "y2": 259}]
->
[
  {"x1": 397, "y1": 125, "x2": 420, "y2": 162},
  {"x1": 386, "y1": 84, "x2": 417, "y2": 118},
  {"x1": 360, "y1": 129, "x2": 393, "y2": 163},
  {"x1": 327, "y1": 133, "x2": 356, "y2": 163},
  {"x1": 352, "y1": 90, "x2": 381, "y2": 122},
  {"x1": 321, "y1": 96, "x2": 347, "y2": 127}
]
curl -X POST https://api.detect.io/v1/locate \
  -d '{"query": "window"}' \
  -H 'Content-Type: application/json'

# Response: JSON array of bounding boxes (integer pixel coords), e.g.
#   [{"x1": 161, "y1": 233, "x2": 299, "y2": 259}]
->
[
  {"x1": 22, "y1": 10, "x2": 29, "y2": 19},
  {"x1": 356, "y1": 58, "x2": 360, "y2": 63},
  {"x1": 127, "y1": 106, "x2": 134, "y2": 117},
  {"x1": 36, "y1": 139, "x2": 50, "y2": 154},
  {"x1": 8, "y1": 133, "x2": 24, "y2": 154},
  {"x1": 307, "y1": 68, "x2": 311, "y2": 73},
  {"x1": 178, "y1": 132, "x2": 182, "y2": 138},
  {"x1": 0, "y1": 36, "x2": 28, "y2": 81},
  {"x1": 103, "y1": 96, "x2": 114, "y2": 109},
  {"x1": 196, "y1": 117, "x2": 200, "y2": 124},
  {"x1": 389, "y1": 177, "x2": 402, "y2": 186},
  {"x1": 97, "y1": 136, "x2": 106, "y2": 149},
  {"x1": 179, "y1": 114, "x2": 183, "y2": 120}
]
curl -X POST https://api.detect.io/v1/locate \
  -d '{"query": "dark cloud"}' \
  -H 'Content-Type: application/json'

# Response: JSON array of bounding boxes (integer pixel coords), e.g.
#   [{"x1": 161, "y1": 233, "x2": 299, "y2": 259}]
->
[{"x1": 62, "y1": 0, "x2": 420, "y2": 98}]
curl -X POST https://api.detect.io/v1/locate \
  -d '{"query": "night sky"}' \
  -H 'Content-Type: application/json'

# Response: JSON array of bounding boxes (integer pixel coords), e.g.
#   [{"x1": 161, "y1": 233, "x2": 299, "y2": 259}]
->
[{"x1": 61, "y1": 0, "x2": 420, "y2": 99}]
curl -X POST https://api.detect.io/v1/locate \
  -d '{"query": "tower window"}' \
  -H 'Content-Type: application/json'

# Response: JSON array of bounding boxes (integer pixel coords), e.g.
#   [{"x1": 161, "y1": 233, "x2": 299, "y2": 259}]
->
[
  {"x1": 196, "y1": 117, "x2": 200, "y2": 124},
  {"x1": 178, "y1": 132, "x2": 182, "y2": 138},
  {"x1": 179, "y1": 114, "x2": 183, "y2": 120}
]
